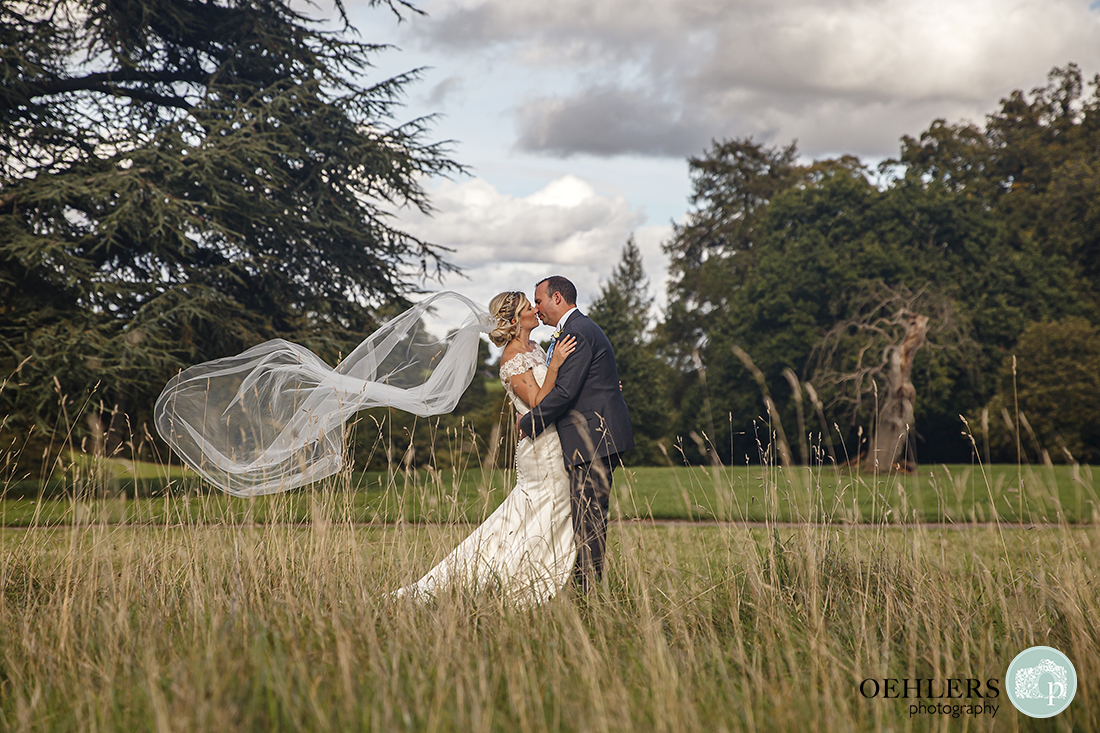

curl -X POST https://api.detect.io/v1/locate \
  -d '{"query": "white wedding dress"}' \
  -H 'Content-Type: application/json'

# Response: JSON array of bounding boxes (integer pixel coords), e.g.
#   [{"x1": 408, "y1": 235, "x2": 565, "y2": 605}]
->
[{"x1": 395, "y1": 344, "x2": 576, "y2": 605}]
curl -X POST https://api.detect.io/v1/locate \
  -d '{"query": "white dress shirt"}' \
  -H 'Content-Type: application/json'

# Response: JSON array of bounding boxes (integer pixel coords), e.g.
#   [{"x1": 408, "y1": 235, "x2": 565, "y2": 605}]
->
[{"x1": 554, "y1": 306, "x2": 578, "y2": 333}]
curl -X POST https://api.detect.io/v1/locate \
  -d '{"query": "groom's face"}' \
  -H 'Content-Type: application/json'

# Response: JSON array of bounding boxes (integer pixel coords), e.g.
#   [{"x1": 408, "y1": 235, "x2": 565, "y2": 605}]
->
[{"x1": 534, "y1": 282, "x2": 561, "y2": 326}]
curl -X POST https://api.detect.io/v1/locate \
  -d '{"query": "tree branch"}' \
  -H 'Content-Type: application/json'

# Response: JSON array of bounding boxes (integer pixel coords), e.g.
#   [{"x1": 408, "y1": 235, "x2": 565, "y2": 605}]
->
[{"x1": 24, "y1": 70, "x2": 206, "y2": 110}]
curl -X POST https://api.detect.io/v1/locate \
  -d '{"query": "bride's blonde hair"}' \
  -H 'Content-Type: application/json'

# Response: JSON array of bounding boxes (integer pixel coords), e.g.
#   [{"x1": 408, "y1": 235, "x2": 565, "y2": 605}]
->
[{"x1": 487, "y1": 291, "x2": 529, "y2": 347}]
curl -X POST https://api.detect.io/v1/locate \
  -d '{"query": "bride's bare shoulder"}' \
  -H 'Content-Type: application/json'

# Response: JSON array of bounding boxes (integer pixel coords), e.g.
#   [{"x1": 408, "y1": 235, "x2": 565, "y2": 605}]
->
[{"x1": 499, "y1": 342, "x2": 526, "y2": 370}]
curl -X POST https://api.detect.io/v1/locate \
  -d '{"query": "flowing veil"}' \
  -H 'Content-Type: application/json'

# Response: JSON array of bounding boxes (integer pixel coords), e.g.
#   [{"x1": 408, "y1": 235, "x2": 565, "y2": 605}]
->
[{"x1": 154, "y1": 291, "x2": 491, "y2": 497}]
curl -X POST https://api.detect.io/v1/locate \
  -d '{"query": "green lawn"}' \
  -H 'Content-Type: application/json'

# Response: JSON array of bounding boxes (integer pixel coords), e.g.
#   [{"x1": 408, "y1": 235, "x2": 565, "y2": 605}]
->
[
  {"x1": 621, "y1": 461, "x2": 1098, "y2": 524},
  {"x1": 2, "y1": 459, "x2": 1095, "y2": 526}
]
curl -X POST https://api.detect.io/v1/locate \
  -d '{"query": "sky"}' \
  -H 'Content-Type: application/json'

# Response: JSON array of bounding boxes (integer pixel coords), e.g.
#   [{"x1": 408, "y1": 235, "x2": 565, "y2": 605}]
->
[{"x1": 335, "y1": 0, "x2": 1100, "y2": 337}]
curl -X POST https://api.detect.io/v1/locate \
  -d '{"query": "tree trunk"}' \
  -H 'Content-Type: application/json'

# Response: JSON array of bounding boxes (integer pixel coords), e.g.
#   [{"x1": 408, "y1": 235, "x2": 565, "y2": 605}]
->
[
  {"x1": 870, "y1": 313, "x2": 928, "y2": 472},
  {"x1": 86, "y1": 414, "x2": 106, "y2": 457},
  {"x1": 104, "y1": 327, "x2": 143, "y2": 457}
]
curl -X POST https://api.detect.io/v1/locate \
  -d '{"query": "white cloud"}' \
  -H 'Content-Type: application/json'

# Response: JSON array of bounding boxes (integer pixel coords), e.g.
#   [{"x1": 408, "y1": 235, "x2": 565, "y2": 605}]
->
[
  {"x1": 394, "y1": 174, "x2": 672, "y2": 332},
  {"x1": 412, "y1": 0, "x2": 1100, "y2": 158},
  {"x1": 398, "y1": 174, "x2": 643, "y2": 268}
]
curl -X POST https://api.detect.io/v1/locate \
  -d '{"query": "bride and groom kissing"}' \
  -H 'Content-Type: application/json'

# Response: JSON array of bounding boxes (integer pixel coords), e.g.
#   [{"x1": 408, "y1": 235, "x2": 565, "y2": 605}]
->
[
  {"x1": 397, "y1": 275, "x2": 634, "y2": 603},
  {"x1": 154, "y1": 275, "x2": 633, "y2": 604}
]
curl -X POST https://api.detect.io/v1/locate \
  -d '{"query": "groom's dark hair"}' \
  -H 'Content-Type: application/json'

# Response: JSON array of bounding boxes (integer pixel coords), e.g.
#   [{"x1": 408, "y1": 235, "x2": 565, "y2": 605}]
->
[{"x1": 539, "y1": 275, "x2": 577, "y2": 305}]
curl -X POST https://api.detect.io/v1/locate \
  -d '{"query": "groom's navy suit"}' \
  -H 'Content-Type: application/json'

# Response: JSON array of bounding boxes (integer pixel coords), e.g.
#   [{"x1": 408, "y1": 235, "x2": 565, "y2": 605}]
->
[{"x1": 519, "y1": 310, "x2": 634, "y2": 589}]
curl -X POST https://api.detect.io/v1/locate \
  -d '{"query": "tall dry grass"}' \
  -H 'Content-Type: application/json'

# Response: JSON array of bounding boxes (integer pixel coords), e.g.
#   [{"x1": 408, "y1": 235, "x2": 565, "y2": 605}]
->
[
  {"x1": 2, "y1": 462, "x2": 1098, "y2": 732},
  {"x1": 2, "y1": 370, "x2": 1097, "y2": 731}
]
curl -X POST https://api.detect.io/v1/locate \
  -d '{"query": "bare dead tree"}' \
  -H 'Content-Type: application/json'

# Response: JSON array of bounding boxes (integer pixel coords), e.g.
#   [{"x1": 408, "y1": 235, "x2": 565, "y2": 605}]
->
[
  {"x1": 870, "y1": 311, "x2": 928, "y2": 470},
  {"x1": 807, "y1": 284, "x2": 970, "y2": 472}
]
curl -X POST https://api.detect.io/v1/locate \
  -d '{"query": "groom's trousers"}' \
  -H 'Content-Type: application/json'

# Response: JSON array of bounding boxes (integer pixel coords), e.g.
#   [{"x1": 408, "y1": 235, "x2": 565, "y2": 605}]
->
[{"x1": 568, "y1": 455, "x2": 616, "y2": 592}]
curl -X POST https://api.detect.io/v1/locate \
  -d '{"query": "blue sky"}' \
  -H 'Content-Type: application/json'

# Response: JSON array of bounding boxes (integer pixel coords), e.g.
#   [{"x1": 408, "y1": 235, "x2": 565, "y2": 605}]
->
[{"x1": 333, "y1": 0, "x2": 1100, "y2": 335}]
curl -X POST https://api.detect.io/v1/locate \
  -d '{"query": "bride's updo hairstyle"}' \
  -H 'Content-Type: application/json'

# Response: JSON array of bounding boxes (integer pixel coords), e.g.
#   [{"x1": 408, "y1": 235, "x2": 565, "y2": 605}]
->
[{"x1": 488, "y1": 291, "x2": 528, "y2": 347}]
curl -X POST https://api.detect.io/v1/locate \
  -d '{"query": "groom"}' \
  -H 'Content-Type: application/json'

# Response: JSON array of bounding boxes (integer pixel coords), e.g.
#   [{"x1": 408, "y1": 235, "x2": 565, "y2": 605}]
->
[{"x1": 517, "y1": 275, "x2": 634, "y2": 592}]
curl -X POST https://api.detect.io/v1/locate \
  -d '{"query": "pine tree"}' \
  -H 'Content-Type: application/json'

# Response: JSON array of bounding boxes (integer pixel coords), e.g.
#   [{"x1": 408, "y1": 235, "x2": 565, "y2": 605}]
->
[
  {"x1": 1, "y1": 0, "x2": 458, "y2": 466},
  {"x1": 589, "y1": 237, "x2": 672, "y2": 464}
]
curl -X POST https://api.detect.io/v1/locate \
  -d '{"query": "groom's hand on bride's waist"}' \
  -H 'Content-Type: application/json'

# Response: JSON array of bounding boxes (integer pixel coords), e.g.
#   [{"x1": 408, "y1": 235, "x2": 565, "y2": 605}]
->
[{"x1": 516, "y1": 414, "x2": 527, "y2": 440}]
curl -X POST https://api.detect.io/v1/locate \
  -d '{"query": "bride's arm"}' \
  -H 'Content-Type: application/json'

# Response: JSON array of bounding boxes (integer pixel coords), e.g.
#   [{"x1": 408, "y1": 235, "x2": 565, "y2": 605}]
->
[{"x1": 507, "y1": 336, "x2": 576, "y2": 409}]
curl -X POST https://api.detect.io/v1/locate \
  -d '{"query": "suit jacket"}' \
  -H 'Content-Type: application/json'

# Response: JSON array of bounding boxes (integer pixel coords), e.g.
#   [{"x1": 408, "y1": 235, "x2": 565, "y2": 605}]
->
[{"x1": 519, "y1": 312, "x2": 634, "y2": 467}]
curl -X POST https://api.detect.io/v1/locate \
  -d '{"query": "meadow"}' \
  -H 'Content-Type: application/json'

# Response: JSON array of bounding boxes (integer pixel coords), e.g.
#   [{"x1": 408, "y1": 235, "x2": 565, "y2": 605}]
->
[{"x1": 2, "y1": 459, "x2": 1098, "y2": 731}]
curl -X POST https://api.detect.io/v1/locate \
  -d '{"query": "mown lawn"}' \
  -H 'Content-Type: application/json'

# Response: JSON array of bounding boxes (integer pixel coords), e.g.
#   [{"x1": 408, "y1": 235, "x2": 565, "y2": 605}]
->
[{"x1": 1, "y1": 459, "x2": 1095, "y2": 526}]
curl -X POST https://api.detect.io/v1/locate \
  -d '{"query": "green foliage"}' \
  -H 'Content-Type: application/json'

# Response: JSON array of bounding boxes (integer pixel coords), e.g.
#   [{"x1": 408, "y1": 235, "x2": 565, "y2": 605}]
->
[
  {"x1": 589, "y1": 237, "x2": 675, "y2": 465},
  {"x1": 663, "y1": 65, "x2": 1100, "y2": 465},
  {"x1": 663, "y1": 138, "x2": 801, "y2": 369},
  {"x1": 976, "y1": 318, "x2": 1100, "y2": 464},
  {"x1": 1, "y1": 0, "x2": 459, "y2": 471}
]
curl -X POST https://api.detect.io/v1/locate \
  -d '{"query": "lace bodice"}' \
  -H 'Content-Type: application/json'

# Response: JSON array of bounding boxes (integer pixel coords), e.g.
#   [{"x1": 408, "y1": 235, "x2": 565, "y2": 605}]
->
[{"x1": 499, "y1": 344, "x2": 548, "y2": 415}]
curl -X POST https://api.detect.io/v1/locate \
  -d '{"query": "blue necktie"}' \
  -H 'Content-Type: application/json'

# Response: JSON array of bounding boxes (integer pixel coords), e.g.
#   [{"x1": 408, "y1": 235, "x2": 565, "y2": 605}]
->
[{"x1": 546, "y1": 333, "x2": 558, "y2": 365}]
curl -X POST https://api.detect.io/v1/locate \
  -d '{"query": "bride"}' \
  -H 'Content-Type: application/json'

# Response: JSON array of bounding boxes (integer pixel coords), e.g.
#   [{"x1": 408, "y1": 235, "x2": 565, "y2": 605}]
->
[
  {"x1": 154, "y1": 289, "x2": 579, "y2": 605},
  {"x1": 396, "y1": 290, "x2": 578, "y2": 604}
]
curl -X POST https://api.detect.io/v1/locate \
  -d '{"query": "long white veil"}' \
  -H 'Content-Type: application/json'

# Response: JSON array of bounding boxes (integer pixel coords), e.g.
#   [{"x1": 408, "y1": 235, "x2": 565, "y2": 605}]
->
[{"x1": 154, "y1": 291, "x2": 491, "y2": 496}]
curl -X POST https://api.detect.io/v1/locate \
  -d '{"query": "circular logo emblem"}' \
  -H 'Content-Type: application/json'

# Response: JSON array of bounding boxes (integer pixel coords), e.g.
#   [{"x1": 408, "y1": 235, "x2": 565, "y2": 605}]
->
[{"x1": 1006, "y1": 646, "x2": 1077, "y2": 718}]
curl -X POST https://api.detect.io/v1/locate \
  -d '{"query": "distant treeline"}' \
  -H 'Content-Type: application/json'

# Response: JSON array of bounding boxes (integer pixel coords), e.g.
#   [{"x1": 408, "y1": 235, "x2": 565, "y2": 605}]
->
[
  {"x1": 599, "y1": 63, "x2": 1100, "y2": 467},
  {"x1": 2, "y1": 0, "x2": 1097, "y2": 475}
]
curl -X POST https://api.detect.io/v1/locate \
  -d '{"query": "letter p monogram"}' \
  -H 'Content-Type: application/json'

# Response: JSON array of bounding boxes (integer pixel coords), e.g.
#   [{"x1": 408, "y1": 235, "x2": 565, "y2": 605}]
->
[{"x1": 1048, "y1": 682, "x2": 1065, "y2": 706}]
